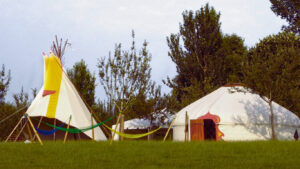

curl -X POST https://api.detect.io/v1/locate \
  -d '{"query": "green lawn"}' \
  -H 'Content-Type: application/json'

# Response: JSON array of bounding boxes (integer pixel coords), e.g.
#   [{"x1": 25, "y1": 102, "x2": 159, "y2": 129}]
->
[{"x1": 0, "y1": 141, "x2": 299, "y2": 169}]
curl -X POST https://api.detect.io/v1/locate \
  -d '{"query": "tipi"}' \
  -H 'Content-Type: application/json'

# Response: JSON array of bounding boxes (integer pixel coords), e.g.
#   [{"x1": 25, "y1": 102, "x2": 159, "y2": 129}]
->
[
  {"x1": 24, "y1": 54, "x2": 107, "y2": 141},
  {"x1": 173, "y1": 85, "x2": 300, "y2": 141}
]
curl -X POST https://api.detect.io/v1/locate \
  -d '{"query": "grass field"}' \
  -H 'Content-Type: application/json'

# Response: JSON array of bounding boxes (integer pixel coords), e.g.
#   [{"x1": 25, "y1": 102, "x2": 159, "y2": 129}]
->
[{"x1": 0, "y1": 141, "x2": 300, "y2": 169}]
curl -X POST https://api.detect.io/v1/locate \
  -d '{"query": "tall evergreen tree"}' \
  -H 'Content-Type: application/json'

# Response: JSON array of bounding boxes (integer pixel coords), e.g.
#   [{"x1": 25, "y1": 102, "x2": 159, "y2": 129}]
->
[
  {"x1": 165, "y1": 4, "x2": 247, "y2": 110},
  {"x1": 67, "y1": 59, "x2": 96, "y2": 107},
  {"x1": 0, "y1": 64, "x2": 11, "y2": 104},
  {"x1": 242, "y1": 31, "x2": 300, "y2": 140},
  {"x1": 13, "y1": 87, "x2": 29, "y2": 109},
  {"x1": 270, "y1": 0, "x2": 300, "y2": 34}
]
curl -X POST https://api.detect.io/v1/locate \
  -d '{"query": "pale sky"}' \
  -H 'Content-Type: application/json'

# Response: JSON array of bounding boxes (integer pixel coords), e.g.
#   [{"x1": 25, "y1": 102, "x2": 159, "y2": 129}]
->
[{"x1": 0, "y1": 0, "x2": 286, "y2": 102}]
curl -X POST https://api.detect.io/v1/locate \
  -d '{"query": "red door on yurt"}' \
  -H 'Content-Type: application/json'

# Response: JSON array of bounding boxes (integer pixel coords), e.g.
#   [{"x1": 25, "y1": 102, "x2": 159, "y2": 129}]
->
[
  {"x1": 190, "y1": 119, "x2": 204, "y2": 140},
  {"x1": 190, "y1": 112, "x2": 224, "y2": 141}
]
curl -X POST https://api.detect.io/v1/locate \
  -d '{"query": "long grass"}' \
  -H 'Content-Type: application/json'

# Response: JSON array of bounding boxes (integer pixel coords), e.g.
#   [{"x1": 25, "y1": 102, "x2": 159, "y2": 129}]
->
[{"x1": 0, "y1": 141, "x2": 299, "y2": 169}]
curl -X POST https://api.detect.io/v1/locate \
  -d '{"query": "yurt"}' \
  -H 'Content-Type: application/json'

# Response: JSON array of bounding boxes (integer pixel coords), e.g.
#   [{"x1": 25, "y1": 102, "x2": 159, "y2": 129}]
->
[{"x1": 173, "y1": 85, "x2": 300, "y2": 141}]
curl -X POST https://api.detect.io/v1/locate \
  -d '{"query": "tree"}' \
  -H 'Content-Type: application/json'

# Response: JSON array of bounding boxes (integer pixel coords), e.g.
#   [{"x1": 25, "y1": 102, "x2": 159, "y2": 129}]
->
[
  {"x1": 0, "y1": 103, "x2": 17, "y2": 140},
  {"x1": 31, "y1": 88, "x2": 38, "y2": 98},
  {"x1": 164, "y1": 4, "x2": 247, "y2": 110},
  {"x1": 98, "y1": 31, "x2": 154, "y2": 118},
  {"x1": 67, "y1": 59, "x2": 96, "y2": 107},
  {"x1": 13, "y1": 87, "x2": 29, "y2": 109},
  {"x1": 220, "y1": 34, "x2": 248, "y2": 83},
  {"x1": 242, "y1": 31, "x2": 300, "y2": 140},
  {"x1": 0, "y1": 64, "x2": 11, "y2": 104},
  {"x1": 270, "y1": 0, "x2": 300, "y2": 34}
]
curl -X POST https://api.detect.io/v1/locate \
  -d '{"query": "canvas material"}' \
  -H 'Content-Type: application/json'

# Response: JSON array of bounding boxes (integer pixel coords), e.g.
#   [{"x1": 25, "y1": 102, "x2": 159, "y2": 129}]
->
[
  {"x1": 173, "y1": 86, "x2": 300, "y2": 141},
  {"x1": 25, "y1": 54, "x2": 107, "y2": 140}
]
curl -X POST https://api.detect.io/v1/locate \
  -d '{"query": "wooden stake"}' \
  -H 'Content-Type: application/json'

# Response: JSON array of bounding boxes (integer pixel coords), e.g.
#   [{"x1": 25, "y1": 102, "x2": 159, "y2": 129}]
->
[
  {"x1": 26, "y1": 123, "x2": 33, "y2": 142},
  {"x1": 26, "y1": 115, "x2": 43, "y2": 145},
  {"x1": 163, "y1": 116, "x2": 176, "y2": 142},
  {"x1": 91, "y1": 114, "x2": 95, "y2": 142},
  {"x1": 185, "y1": 111, "x2": 189, "y2": 142},
  {"x1": 120, "y1": 114, "x2": 124, "y2": 141},
  {"x1": 5, "y1": 116, "x2": 24, "y2": 142},
  {"x1": 64, "y1": 115, "x2": 72, "y2": 144},
  {"x1": 110, "y1": 113, "x2": 121, "y2": 145},
  {"x1": 14, "y1": 121, "x2": 28, "y2": 142}
]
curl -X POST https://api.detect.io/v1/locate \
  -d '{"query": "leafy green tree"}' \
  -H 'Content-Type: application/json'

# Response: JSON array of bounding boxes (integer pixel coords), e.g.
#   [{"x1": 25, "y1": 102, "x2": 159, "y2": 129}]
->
[
  {"x1": 13, "y1": 87, "x2": 29, "y2": 109},
  {"x1": 67, "y1": 59, "x2": 96, "y2": 107},
  {"x1": 164, "y1": 4, "x2": 247, "y2": 110},
  {"x1": 220, "y1": 34, "x2": 247, "y2": 83},
  {"x1": 0, "y1": 64, "x2": 11, "y2": 104},
  {"x1": 0, "y1": 103, "x2": 18, "y2": 140},
  {"x1": 243, "y1": 31, "x2": 300, "y2": 140},
  {"x1": 270, "y1": 0, "x2": 300, "y2": 34},
  {"x1": 98, "y1": 31, "x2": 154, "y2": 118}
]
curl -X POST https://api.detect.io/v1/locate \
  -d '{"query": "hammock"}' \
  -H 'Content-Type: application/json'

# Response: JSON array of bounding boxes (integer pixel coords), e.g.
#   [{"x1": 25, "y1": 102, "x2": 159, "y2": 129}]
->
[
  {"x1": 34, "y1": 123, "x2": 65, "y2": 135},
  {"x1": 103, "y1": 124, "x2": 161, "y2": 139},
  {"x1": 44, "y1": 117, "x2": 112, "y2": 133}
]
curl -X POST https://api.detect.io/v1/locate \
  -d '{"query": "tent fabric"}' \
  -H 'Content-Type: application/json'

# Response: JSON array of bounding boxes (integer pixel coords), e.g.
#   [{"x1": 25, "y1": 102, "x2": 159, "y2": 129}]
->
[
  {"x1": 173, "y1": 86, "x2": 300, "y2": 141},
  {"x1": 25, "y1": 54, "x2": 107, "y2": 141}
]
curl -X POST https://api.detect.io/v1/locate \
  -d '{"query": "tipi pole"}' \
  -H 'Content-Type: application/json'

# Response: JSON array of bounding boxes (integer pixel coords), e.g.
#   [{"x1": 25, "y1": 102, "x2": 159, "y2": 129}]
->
[
  {"x1": 5, "y1": 115, "x2": 24, "y2": 142},
  {"x1": 33, "y1": 116, "x2": 43, "y2": 141},
  {"x1": 53, "y1": 119, "x2": 56, "y2": 141},
  {"x1": 91, "y1": 114, "x2": 95, "y2": 142},
  {"x1": 163, "y1": 116, "x2": 176, "y2": 142},
  {"x1": 26, "y1": 123, "x2": 33, "y2": 142},
  {"x1": 14, "y1": 121, "x2": 28, "y2": 142},
  {"x1": 64, "y1": 115, "x2": 72, "y2": 144},
  {"x1": 110, "y1": 113, "x2": 121, "y2": 145},
  {"x1": 26, "y1": 115, "x2": 43, "y2": 145}
]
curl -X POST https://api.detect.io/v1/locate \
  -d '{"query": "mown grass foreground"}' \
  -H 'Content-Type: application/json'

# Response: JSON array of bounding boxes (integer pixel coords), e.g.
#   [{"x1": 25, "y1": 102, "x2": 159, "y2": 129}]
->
[{"x1": 0, "y1": 141, "x2": 299, "y2": 169}]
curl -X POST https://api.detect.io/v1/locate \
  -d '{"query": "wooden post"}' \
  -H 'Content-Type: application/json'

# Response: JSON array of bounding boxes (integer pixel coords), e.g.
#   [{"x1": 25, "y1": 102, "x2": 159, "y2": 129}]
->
[
  {"x1": 53, "y1": 119, "x2": 56, "y2": 141},
  {"x1": 64, "y1": 115, "x2": 72, "y2": 143},
  {"x1": 185, "y1": 111, "x2": 189, "y2": 142},
  {"x1": 163, "y1": 116, "x2": 176, "y2": 142},
  {"x1": 26, "y1": 123, "x2": 33, "y2": 142},
  {"x1": 110, "y1": 113, "x2": 121, "y2": 145},
  {"x1": 91, "y1": 114, "x2": 95, "y2": 142},
  {"x1": 14, "y1": 121, "x2": 28, "y2": 142},
  {"x1": 119, "y1": 114, "x2": 124, "y2": 141},
  {"x1": 5, "y1": 116, "x2": 24, "y2": 142},
  {"x1": 26, "y1": 115, "x2": 43, "y2": 145},
  {"x1": 33, "y1": 116, "x2": 43, "y2": 141}
]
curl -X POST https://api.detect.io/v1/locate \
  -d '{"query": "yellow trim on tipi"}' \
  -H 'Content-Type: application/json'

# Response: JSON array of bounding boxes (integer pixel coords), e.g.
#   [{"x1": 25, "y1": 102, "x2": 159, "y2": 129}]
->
[{"x1": 43, "y1": 54, "x2": 63, "y2": 118}]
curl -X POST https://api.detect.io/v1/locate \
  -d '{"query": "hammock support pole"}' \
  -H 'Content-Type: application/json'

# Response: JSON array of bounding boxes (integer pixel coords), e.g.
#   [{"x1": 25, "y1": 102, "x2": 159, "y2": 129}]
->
[
  {"x1": 64, "y1": 115, "x2": 72, "y2": 143},
  {"x1": 163, "y1": 116, "x2": 176, "y2": 142},
  {"x1": 33, "y1": 116, "x2": 43, "y2": 141},
  {"x1": 26, "y1": 115, "x2": 43, "y2": 145},
  {"x1": 26, "y1": 123, "x2": 33, "y2": 141},
  {"x1": 14, "y1": 121, "x2": 28, "y2": 142},
  {"x1": 110, "y1": 113, "x2": 122, "y2": 145},
  {"x1": 5, "y1": 115, "x2": 24, "y2": 142}
]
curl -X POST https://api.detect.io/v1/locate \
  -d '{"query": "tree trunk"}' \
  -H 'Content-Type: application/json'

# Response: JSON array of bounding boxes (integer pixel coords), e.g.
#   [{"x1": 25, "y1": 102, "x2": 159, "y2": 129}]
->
[{"x1": 269, "y1": 101, "x2": 277, "y2": 140}]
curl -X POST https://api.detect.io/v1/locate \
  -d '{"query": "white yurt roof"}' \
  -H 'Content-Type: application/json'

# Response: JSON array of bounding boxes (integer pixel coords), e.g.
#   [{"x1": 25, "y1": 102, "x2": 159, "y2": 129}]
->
[{"x1": 174, "y1": 86, "x2": 300, "y2": 127}]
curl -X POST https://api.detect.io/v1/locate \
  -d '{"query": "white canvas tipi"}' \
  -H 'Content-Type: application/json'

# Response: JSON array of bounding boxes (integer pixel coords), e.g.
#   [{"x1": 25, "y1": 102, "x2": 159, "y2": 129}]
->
[
  {"x1": 173, "y1": 85, "x2": 300, "y2": 141},
  {"x1": 25, "y1": 54, "x2": 107, "y2": 140}
]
